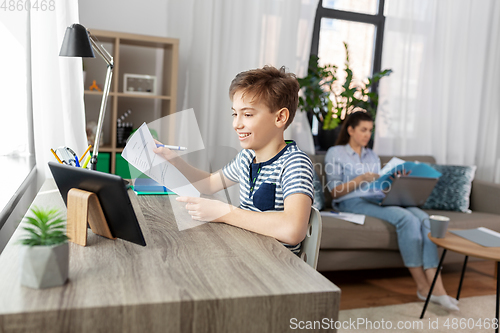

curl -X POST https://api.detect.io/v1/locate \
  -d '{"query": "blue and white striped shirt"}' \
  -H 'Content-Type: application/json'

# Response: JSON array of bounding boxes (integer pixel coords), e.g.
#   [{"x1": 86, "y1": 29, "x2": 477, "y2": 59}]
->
[{"x1": 222, "y1": 141, "x2": 314, "y2": 254}]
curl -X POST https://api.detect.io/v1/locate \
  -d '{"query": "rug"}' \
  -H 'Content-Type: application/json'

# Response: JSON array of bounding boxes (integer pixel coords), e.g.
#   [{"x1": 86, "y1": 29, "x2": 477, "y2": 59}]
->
[{"x1": 338, "y1": 295, "x2": 498, "y2": 333}]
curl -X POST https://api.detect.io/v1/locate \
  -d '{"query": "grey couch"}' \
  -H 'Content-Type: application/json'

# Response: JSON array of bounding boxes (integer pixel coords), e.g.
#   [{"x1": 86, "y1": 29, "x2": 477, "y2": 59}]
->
[{"x1": 309, "y1": 154, "x2": 500, "y2": 272}]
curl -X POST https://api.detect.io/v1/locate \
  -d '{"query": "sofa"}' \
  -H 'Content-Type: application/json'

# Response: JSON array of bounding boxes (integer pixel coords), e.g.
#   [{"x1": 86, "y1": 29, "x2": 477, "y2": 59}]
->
[{"x1": 309, "y1": 154, "x2": 500, "y2": 272}]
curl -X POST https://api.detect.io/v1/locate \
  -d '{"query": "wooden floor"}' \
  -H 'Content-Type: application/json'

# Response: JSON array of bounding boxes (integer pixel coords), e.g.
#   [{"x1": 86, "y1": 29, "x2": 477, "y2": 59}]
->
[{"x1": 322, "y1": 260, "x2": 498, "y2": 310}]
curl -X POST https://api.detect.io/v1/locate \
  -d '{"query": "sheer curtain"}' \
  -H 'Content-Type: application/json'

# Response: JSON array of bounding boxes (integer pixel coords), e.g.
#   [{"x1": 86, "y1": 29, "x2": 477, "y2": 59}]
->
[
  {"x1": 166, "y1": 0, "x2": 318, "y2": 158},
  {"x1": 31, "y1": 0, "x2": 88, "y2": 185},
  {"x1": 374, "y1": 0, "x2": 500, "y2": 183}
]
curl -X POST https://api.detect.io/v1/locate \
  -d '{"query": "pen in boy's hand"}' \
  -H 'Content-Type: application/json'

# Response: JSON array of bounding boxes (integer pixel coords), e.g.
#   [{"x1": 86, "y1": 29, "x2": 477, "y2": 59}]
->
[{"x1": 155, "y1": 144, "x2": 187, "y2": 151}]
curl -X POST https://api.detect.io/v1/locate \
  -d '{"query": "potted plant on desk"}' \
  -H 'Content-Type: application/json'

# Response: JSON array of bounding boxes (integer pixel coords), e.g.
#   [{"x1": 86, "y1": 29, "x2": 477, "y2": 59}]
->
[
  {"x1": 298, "y1": 42, "x2": 392, "y2": 151},
  {"x1": 18, "y1": 207, "x2": 69, "y2": 289}
]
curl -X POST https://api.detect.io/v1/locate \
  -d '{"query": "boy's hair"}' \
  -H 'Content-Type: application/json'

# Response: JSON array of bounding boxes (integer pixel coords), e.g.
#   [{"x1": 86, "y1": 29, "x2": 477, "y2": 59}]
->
[{"x1": 229, "y1": 65, "x2": 300, "y2": 129}]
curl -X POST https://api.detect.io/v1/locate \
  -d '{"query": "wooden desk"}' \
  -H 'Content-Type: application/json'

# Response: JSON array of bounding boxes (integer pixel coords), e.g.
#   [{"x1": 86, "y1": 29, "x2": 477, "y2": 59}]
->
[{"x1": 0, "y1": 180, "x2": 340, "y2": 332}]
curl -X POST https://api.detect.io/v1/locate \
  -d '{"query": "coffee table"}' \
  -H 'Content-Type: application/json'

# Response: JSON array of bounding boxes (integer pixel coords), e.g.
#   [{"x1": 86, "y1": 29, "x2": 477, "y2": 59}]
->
[{"x1": 420, "y1": 230, "x2": 500, "y2": 332}]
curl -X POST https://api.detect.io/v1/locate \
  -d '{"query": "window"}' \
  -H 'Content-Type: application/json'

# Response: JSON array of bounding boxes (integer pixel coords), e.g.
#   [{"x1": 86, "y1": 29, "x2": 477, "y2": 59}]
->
[
  {"x1": 322, "y1": 0, "x2": 379, "y2": 16},
  {"x1": 310, "y1": 0, "x2": 386, "y2": 108},
  {"x1": 0, "y1": 11, "x2": 32, "y2": 157},
  {"x1": 0, "y1": 10, "x2": 35, "y2": 234}
]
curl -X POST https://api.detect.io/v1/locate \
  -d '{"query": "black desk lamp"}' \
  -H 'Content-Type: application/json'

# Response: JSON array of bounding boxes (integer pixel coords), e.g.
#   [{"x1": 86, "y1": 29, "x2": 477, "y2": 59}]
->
[{"x1": 60, "y1": 23, "x2": 113, "y2": 170}]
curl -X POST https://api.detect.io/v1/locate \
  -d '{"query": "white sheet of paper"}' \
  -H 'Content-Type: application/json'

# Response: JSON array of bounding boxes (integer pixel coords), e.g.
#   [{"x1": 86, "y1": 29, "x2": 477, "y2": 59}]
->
[
  {"x1": 121, "y1": 122, "x2": 200, "y2": 198},
  {"x1": 379, "y1": 157, "x2": 405, "y2": 175},
  {"x1": 320, "y1": 211, "x2": 365, "y2": 225},
  {"x1": 478, "y1": 227, "x2": 500, "y2": 239}
]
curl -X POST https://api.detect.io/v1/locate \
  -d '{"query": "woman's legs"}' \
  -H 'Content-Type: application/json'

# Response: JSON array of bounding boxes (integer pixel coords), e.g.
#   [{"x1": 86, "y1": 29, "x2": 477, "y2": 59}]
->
[
  {"x1": 339, "y1": 198, "x2": 425, "y2": 268},
  {"x1": 408, "y1": 267, "x2": 446, "y2": 296},
  {"x1": 406, "y1": 207, "x2": 439, "y2": 270},
  {"x1": 405, "y1": 207, "x2": 450, "y2": 297},
  {"x1": 339, "y1": 199, "x2": 457, "y2": 308}
]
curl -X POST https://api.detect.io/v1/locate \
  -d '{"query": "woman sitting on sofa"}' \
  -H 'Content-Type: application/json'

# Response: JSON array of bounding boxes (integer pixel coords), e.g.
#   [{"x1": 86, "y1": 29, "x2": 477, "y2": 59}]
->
[{"x1": 324, "y1": 111, "x2": 459, "y2": 311}]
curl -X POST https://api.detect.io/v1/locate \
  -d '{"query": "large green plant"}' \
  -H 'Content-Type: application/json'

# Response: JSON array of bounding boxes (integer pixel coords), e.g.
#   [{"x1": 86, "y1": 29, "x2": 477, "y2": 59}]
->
[
  {"x1": 298, "y1": 42, "x2": 392, "y2": 130},
  {"x1": 19, "y1": 207, "x2": 69, "y2": 246}
]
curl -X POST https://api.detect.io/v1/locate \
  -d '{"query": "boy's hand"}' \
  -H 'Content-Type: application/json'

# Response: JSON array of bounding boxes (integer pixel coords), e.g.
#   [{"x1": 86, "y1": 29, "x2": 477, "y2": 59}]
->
[
  {"x1": 176, "y1": 196, "x2": 234, "y2": 222},
  {"x1": 153, "y1": 139, "x2": 179, "y2": 162}
]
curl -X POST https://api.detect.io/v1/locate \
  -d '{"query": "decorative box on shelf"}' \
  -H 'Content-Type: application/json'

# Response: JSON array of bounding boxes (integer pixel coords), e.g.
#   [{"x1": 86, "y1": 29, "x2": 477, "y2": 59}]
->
[{"x1": 124, "y1": 74, "x2": 157, "y2": 95}]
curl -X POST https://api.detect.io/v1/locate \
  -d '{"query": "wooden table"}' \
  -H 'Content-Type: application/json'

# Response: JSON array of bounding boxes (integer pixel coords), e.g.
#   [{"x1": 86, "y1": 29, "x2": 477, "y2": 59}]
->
[
  {"x1": 0, "y1": 180, "x2": 340, "y2": 333},
  {"x1": 420, "y1": 231, "x2": 500, "y2": 332}
]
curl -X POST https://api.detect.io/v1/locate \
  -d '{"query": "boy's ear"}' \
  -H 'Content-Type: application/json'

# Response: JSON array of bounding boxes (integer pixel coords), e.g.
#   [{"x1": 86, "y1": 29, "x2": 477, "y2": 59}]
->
[{"x1": 275, "y1": 108, "x2": 289, "y2": 128}]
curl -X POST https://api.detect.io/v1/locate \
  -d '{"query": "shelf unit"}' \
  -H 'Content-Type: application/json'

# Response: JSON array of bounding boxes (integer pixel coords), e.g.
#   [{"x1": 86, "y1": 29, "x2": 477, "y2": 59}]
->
[{"x1": 83, "y1": 29, "x2": 179, "y2": 174}]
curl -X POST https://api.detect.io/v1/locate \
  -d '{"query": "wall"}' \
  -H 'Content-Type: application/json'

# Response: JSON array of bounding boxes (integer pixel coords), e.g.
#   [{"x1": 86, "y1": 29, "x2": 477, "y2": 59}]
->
[
  {"x1": 78, "y1": 0, "x2": 168, "y2": 37},
  {"x1": 79, "y1": 0, "x2": 189, "y2": 120}
]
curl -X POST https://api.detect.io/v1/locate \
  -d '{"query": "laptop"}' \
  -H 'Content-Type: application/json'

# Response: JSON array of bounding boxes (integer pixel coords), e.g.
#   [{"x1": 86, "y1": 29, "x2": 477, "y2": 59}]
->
[{"x1": 380, "y1": 176, "x2": 438, "y2": 207}]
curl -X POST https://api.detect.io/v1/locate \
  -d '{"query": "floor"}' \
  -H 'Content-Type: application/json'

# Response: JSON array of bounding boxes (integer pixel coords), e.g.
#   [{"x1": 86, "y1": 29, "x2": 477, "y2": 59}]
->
[{"x1": 322, "y1": 260, "x2": 498, "y2": 310}]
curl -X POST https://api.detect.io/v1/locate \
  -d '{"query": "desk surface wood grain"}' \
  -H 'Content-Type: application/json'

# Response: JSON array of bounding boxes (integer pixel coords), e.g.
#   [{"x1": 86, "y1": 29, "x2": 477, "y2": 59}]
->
[{"x1": 0, "y1": 180, "x2": 339, "y2": 333}]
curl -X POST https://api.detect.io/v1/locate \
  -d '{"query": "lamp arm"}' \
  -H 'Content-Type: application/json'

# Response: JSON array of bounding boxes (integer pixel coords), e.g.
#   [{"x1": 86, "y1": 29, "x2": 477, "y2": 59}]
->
[
  {"x1": 89, "y1": 64, "x2": 113, "y2": 170},
  {"x1": 85, "y1": 30, "x2": 114, "y2": 170},
  {"x1": 88, "y1": 33, "x2": 113, "y2": 68}
]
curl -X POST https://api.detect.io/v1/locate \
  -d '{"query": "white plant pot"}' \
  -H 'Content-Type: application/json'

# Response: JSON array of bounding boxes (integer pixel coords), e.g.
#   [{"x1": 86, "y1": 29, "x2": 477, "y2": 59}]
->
[{"x1": 19, "y1": 242, "x2": 69, "y2": 289}]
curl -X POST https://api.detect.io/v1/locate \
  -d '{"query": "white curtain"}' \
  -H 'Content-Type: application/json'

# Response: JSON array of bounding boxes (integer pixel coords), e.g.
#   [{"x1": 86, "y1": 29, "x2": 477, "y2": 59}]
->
[
  {"x1": 166, "y1": 0, "x2": 317, "y2": 158},
  {"x1": 31, "y1": 0, "x2": 88, "y2": 185},
  {"x1": 374, "y1": 0, "x2": 500, "y2": 183}
]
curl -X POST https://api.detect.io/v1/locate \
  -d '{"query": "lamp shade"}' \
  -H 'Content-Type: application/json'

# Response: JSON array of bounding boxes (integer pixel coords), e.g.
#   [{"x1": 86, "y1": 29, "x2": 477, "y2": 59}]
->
[{"x1": 59, "y1": 24, "x2": 95, "y2": 58}]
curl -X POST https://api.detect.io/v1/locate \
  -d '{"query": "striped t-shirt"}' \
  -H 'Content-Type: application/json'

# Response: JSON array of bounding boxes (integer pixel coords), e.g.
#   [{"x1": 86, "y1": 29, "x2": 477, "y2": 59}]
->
[{"x1": 222, "y1": 141, "x2": 314, "y2": 254}]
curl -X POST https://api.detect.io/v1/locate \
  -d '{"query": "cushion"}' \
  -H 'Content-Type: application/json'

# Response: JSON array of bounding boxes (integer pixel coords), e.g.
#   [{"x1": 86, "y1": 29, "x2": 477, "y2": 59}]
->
[
  {"x1": 422, "y1": 164, "x2": 477, "y2": 212},
  {"x1": 312, "y1": 170, "x2": 325, "y2": 211}
]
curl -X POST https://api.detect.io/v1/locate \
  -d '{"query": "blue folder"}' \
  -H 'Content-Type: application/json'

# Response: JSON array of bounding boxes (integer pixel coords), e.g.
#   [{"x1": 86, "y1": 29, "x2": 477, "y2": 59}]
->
[
  {"x1": 368, "y1": 162, "x2": 442, "y2": 191},
  {"x1": 132, "y1": 178, "x2": 175, "y2": 195}
]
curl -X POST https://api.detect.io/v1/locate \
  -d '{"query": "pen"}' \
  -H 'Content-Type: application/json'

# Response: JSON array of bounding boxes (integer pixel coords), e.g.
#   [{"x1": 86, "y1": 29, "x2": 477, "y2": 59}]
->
[
  {"x1": 82, "y1": 155, "x2": 91, "y2": 169},
  {"x1": 50, "y1": 149, "x2": 63, "y2": 164},
  {"x1": 156, "y1": 144, "x2": 187, "y2": 151},
  {"x1": 79, "y1": 145, "x2": 92, "y2": 163}
]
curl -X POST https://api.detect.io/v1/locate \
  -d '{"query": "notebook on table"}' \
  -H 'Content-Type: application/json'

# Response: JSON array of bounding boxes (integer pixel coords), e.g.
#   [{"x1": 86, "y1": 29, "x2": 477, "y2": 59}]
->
[
  {"x1": 450, "y1": 228, "x2": 500, "y2": 247},
  {"x1": 132, "y1": 178, "x2": 175, "y2": 195}
]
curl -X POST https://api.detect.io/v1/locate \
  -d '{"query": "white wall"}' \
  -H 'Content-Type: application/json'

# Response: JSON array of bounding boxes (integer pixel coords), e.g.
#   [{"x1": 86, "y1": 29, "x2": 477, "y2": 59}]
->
[
  {"x1": 78, "y1": 0, "x2": 168, "y2": 37},
  {"x1": 78, "y1": 0, "x2": 190, "y2": 115}
]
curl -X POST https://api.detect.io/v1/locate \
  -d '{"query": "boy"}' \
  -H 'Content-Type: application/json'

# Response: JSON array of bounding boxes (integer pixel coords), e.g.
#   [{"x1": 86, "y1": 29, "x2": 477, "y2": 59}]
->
[{"x1": 154, "y1": 65, "x2": 314, "y2": 254}]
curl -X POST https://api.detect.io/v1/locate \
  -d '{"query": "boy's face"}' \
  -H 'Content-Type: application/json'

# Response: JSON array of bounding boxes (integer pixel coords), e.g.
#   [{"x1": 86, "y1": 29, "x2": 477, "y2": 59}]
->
[{"x1": 231, "y1": 90, "x2": 282, "y2": 151}]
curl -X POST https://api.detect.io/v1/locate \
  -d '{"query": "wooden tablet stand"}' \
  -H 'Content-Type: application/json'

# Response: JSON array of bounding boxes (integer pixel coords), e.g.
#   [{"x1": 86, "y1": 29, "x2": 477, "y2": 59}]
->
[{"x1": 66, "y1": 188, "x2": 116, "y2": 246}]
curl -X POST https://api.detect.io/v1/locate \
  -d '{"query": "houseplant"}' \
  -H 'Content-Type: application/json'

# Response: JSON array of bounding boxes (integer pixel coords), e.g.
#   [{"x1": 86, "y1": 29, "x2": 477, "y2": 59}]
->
[
  {"x1": 298, "y1": 42, "x2": 392, "y2": 150},
  {"x1": 18, "y1": 207, "x2": 69, "y2": 289}
]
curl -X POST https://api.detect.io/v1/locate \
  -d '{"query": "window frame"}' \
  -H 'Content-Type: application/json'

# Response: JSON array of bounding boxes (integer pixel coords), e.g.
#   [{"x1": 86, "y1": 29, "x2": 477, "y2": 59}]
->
[
  {"x1": 0, "y1": 9, "x2": 37, "y2": 250},
  {"x1": 310, "y1": 0, "x2": 386, "y2": 97}
]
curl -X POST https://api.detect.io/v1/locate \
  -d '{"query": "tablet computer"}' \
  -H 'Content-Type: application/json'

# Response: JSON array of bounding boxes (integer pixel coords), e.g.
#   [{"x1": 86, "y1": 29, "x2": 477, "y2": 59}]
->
[{"x1": 48, "y1": 162, "x2": 146, "y2": 246}]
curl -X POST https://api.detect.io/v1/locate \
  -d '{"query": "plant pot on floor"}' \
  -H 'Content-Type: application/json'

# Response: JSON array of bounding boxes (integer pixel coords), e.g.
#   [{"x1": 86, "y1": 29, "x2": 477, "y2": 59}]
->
[
  {"x1": 19, "y1": 242, "x2": 69, "y2": 289},
  {"x1": 316, "y1": 125, "x2": 342, "y2": 152}
]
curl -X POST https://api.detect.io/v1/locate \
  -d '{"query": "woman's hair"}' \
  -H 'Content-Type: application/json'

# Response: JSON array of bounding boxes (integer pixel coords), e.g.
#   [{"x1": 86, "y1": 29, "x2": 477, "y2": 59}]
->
[{"x1": 334, "y1": 111, "x2": 374, "y2": 146}]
